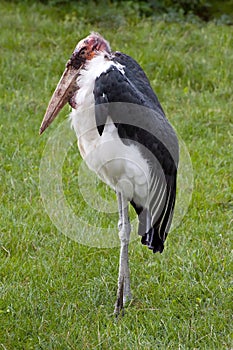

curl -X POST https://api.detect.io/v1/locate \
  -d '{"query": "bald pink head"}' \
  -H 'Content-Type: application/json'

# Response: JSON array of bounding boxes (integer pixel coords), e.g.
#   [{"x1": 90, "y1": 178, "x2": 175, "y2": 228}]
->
[{"x1": 39, "y1": 33, "x2": 111, "y2": 134}]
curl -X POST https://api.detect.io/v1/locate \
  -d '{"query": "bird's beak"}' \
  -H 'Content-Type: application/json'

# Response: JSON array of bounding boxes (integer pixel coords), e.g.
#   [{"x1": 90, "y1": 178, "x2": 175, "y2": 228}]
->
[{"x1": 39, "y1": 63, "x2": 80, "y2": 135}]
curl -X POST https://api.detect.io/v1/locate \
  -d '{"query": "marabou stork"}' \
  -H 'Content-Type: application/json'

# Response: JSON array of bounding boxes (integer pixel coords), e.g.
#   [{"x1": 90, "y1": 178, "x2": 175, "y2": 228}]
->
[{"x1": 40, "y1": 32, "x2": 179, "y2": 315}]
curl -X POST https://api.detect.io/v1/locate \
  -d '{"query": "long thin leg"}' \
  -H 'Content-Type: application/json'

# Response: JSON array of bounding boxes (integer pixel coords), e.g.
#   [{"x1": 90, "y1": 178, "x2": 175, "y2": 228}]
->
[
  {"x1": 114, "y1": 193, "x2": 132, "y2": 315},
  {"x1": 117, "y1": 192, "x2": 123, "y2": 230},
  {"x1": 117, "y1": 192, "x2": 131, "y2": 300}
]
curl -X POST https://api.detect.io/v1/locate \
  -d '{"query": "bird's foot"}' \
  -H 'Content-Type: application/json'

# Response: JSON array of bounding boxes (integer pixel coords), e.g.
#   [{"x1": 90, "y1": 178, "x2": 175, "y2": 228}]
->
[
  {"x1": 114, "y1": 276, "x2": 124, "y2": 316},
  {"x1": 114, "y1": 302, "x2": 124, "y2": 317},
  {"x1": 114, "y1": 294, "x2": 132, "y2": 317},
  {"x1": 114, "y1": 278, "x2": 132, "y2": 316}
]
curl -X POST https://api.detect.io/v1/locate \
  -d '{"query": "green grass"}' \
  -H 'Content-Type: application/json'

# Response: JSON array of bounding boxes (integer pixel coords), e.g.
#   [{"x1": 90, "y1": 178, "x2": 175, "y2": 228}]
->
[{"x1": 0, "y1": 1, "x2": 232, "y2": 349}]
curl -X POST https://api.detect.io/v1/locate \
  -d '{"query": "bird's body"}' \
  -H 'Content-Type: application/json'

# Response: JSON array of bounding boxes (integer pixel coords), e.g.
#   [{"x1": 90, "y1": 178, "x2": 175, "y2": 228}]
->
[
  {"x1": 70, "y1": 53, "x2": 150, "y2": 208},
  {"x1": 40, "y1": 33, "x2": 179, "y2": 315}
]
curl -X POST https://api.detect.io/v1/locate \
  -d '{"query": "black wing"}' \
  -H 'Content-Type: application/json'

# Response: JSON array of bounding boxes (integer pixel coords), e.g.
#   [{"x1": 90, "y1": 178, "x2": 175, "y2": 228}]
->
[
  {"x1": 113, "y1": 51, "x2": 165, "y2": 113},
  {"x1": 93, "y1": 52, "x2": 179, "y2": 253}
]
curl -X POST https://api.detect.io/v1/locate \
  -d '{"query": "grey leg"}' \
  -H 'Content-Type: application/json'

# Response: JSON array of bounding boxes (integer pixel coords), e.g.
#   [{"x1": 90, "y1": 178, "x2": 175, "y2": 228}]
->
[
  {"x1": 114, "y1": 193, "x2": 132, "y2": 315},
  {"x1": 117, "y1": 192, "x2": 123, "y2": 230}
]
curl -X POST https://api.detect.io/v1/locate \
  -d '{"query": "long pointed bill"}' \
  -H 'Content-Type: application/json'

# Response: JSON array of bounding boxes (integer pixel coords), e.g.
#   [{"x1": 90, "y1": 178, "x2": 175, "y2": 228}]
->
[{"x1": 39, "y1": 65, "x2": 80, "y2": 135}]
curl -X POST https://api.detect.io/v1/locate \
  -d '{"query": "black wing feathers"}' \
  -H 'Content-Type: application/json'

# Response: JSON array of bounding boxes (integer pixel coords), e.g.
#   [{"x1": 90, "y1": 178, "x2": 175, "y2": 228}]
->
[
  {"x1": 113, "y1": 52, "x2": 164, "y2": 114},
  {"x1": 93, "y1": 52, "x2": 178, "y2": 253}
]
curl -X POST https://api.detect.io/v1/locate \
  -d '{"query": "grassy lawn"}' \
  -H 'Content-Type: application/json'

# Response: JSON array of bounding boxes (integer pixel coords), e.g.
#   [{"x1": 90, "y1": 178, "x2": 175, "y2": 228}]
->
[{"x1": 0, "y1": 1, "x2": 232, "y2": 349}]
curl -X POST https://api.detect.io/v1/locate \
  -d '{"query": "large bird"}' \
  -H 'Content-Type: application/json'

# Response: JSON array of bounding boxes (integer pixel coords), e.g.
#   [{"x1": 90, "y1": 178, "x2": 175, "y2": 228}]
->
[{"x1": 40, "y1": 32, "x2": 179, "y2": 315}]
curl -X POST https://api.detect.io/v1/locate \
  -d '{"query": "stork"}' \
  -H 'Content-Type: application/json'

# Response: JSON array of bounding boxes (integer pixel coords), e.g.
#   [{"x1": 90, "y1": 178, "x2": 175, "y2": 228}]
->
[{"x1": 40, "y1": 32, "x2": 179, "y2": 315}]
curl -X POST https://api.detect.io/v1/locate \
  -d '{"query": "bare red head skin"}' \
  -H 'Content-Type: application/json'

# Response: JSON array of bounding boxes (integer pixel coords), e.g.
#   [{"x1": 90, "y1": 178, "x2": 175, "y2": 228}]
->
[{"x1": 39, "y1": 33, "x2": 111, "y2": 135}]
